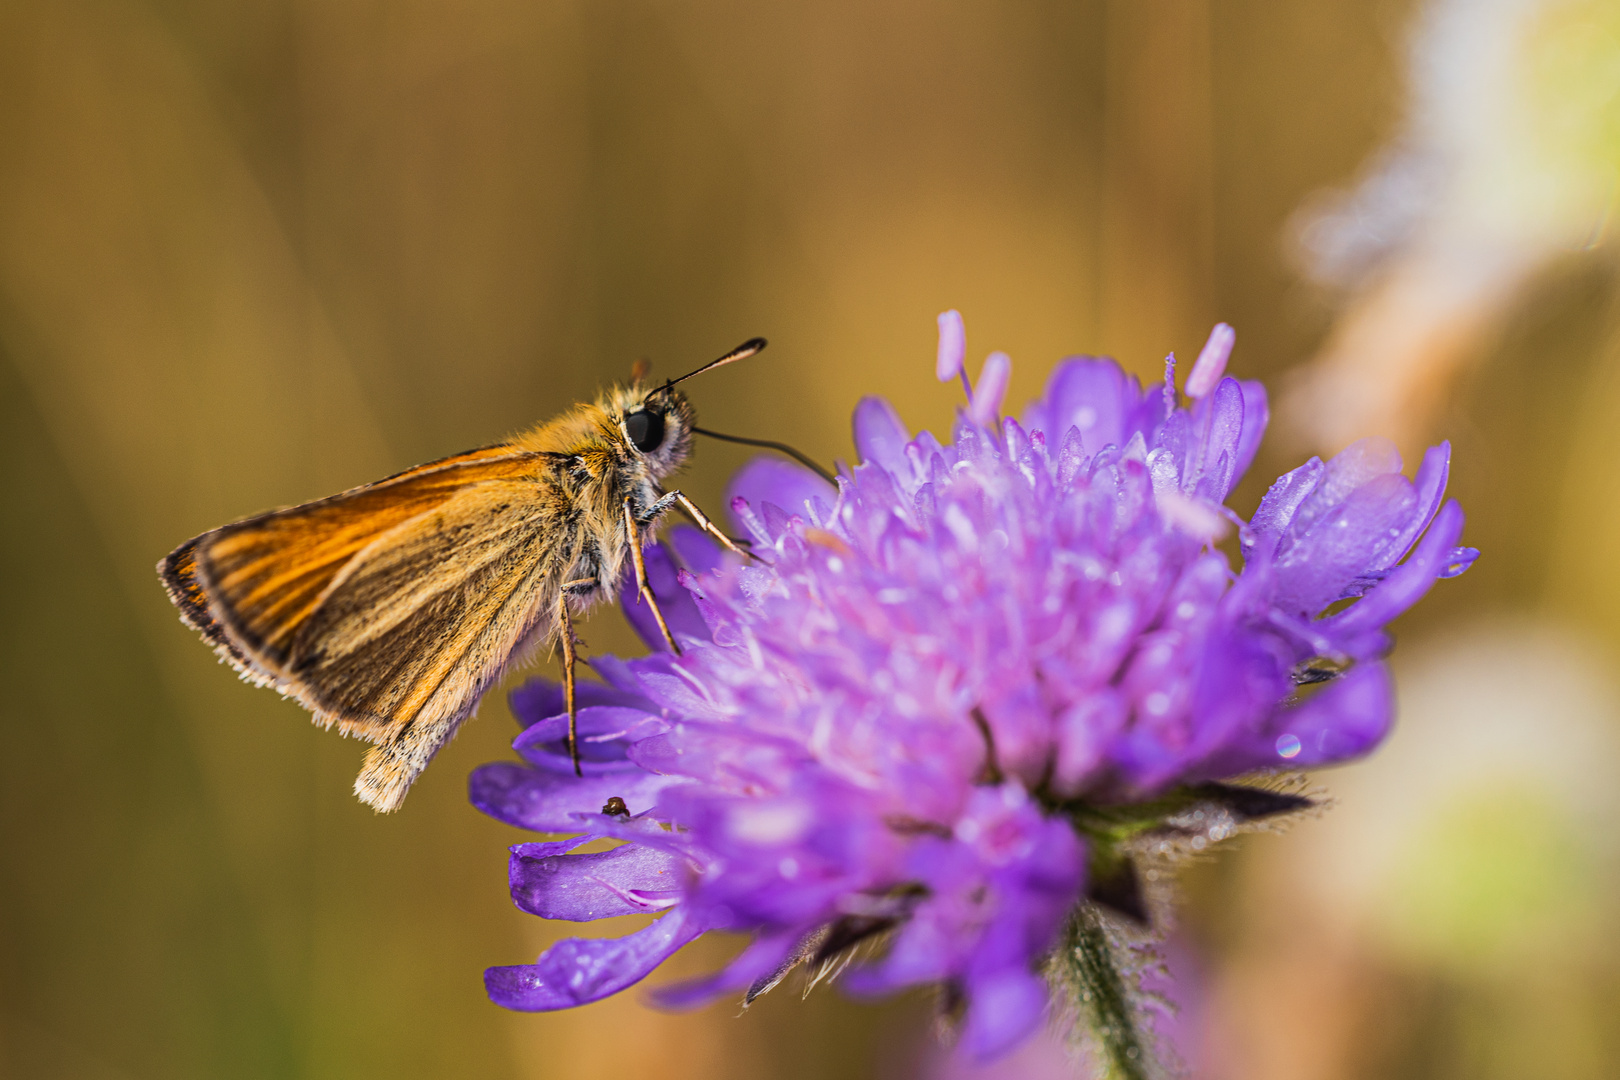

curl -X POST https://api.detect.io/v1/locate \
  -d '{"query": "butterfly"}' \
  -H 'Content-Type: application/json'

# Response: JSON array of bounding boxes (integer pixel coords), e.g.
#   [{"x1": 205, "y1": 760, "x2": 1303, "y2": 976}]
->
[{"x1": 158, "y1": 339, "x2": 828, "y2": 812}]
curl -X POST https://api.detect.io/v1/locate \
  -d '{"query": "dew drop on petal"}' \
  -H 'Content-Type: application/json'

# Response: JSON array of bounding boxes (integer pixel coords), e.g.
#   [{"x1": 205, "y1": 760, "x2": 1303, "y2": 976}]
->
[{"x1": 1276, "y1": 733, "x2": 1302, "y2": 759}]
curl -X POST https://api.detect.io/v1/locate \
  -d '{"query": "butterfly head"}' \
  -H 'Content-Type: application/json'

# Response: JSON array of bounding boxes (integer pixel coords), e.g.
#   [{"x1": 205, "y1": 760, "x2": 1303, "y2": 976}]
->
[
  {"x1": 608, "y1": 382, "x2": 696, "y2": 480},
  {"x1": 603, "y1": 338, "x2": 766, "y2": 480}
]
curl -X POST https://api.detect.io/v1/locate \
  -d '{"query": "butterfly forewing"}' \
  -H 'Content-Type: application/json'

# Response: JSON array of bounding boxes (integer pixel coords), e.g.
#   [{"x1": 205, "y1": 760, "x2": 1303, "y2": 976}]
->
[
  {"x1": 188, "y1": 446, "x2": 543, "y2": 664},
  {"x1": 161, "y1": 444, "x2": 565, "y2": 810},
  {"x1": 286, "y1": 480, "x2": 561, "y2": 720}
]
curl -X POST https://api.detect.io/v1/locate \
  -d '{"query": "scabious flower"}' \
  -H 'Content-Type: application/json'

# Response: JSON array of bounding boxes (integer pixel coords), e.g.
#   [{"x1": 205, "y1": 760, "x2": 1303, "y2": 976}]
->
[{"x1": 471, "y1": 321, "x2": 1476, "y2": 1062}]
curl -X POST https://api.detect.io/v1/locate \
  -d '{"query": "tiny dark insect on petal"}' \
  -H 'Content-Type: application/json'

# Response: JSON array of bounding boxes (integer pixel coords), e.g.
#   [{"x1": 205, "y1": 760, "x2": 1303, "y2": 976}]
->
[{"x1": 602, "y1": 796, "x2": 631, "y2": 817}]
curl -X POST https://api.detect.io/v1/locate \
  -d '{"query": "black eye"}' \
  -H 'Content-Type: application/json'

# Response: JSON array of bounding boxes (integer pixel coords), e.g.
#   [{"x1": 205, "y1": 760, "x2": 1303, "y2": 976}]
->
[{"x1": 625, "y1": 410, "x2": 665, "y2": 453}]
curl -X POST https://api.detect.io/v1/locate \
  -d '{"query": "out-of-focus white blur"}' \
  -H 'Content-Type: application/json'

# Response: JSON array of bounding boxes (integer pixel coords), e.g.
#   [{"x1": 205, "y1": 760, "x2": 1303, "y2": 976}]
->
[{"x1": 1285, "y1": 0, "x2": 1620, "y2": 456}]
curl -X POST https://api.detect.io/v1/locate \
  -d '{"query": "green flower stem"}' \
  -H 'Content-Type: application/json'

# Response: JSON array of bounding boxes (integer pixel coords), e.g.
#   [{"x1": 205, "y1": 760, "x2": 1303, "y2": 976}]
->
[{"x1": 1063, "y1": 903, "x2": 1152, "y2": 1080}]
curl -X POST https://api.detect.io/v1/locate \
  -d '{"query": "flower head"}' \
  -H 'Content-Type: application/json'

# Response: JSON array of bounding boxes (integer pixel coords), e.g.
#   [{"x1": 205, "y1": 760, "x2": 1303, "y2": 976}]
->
[{"x1": 473, "y1": 321, "x2": 1475, "y2": 1059}]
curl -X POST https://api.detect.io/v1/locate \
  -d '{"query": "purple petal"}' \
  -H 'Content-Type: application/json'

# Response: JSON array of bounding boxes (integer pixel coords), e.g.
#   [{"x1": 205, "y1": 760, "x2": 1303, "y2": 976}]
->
[
  {"x1": 510, "y1": 841, "x2": 687, "y2": 920},
  {"x1": 620, "y1": 542, "x2": 712, "y2": 651},
  {"x1": 649, "y1": 926, "x2": 805, "y2": 1010},
  {"x1": 628, "y1": 721, "x2": 810, "y2": 788},
  {"x1": 1027, "y1": 357, "x2": 1133, "y2": 454},
  {"x1": 513, "y1": 707, "x2": 670, "y2": 773},
  {"x1": 1272, "y1": 473, "x2": 1418, "y2": 615},
  {"x1": 1189, "y1": 377, "x2": 1246, "y2": 501},
  {"x1": 589, "y1": 653, "x2": 661, "y2": 700},
  {"x1": 1051, "y1": 690, "x2": 1129, "y2": 796},
  {"x1": 485, "y1": 907, "x2": 703, "y2": 1011},
  {"x1": 1289, "y1": 437, "x2": 1403, "y2": 537},
  {"x1": 1246, "y1": 458, "x2": 1323, "y2": 554},
  {"x1": 1268, "y1": 661, "x2": 1394, "y2": 767},
  {"x1": 468, "y1": 762, "x2": 684, "y2": 832},
  {"x1": 1324, "y1": 499, "x2": 1466, "y2": 636},
  {"x1": 1231, "y1": 379, "x2": 1269, "y2": 481},
  {"x1": 1442, "y1": 546, "x2": 1480, "y2": 577},
  {"x1": 509, "y1": 677, "x2": 653, "y2": 729},
  {"x1": 667, "y1": 525, "x2": 725, "y2": 575},
  {"x1": 960, "y1": 969, "x2": 1051, "y2": 1061},
  {"x1": 631, "y1": 661, "x2": 728, "y2": 721},
  {"x1": 852, "y1": 396, "x2": 914, "y2": 479},
  {"x1": 724, "y1": 457, "x2": 838, "y2": 532},
  {"x1": 1379, "y1": 441, "x2": 1450, "y2": 568}
]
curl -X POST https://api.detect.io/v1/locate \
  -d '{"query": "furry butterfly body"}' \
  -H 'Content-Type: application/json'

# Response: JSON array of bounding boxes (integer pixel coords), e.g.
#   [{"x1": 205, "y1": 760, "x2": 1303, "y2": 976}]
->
[{"x1": 160, "y1": 344, "x2": 759, "y2": 812}]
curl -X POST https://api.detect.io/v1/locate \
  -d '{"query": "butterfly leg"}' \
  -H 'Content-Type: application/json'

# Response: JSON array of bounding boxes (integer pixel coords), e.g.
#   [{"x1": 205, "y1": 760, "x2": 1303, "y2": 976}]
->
[
  {"x1": 666, "y1": 490, "x2": 758, "y2": 561},
  {"x1": 623, "y1": 498, "x2": 682, "y2": 655},
  {"x1": 558, "y1": 590, "x2": 583, "y2": 778}
]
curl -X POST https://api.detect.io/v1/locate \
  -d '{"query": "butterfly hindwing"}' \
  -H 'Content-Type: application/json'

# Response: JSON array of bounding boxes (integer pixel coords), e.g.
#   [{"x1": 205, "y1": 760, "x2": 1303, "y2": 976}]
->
[{"x1": 291, "y1": 480, "x2": 573, "y2": 811}]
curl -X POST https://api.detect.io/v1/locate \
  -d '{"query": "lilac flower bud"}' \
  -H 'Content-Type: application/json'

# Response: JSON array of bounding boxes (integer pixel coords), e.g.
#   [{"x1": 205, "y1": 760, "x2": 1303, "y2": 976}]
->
[{"x1": 936, "y1": 309, "x2": 967, "y2": 382}]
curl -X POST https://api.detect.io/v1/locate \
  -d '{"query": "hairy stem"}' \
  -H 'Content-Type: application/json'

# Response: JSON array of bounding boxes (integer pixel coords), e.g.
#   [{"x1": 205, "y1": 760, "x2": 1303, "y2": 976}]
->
[{"x1": 1063, "y1": 903, "x2": 1153, "y2": 1080}]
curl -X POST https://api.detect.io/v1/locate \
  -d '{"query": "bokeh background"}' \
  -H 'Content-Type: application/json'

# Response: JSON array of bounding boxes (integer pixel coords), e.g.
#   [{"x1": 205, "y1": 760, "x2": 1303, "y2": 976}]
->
[{"x1": 2, "y1": 1, "x2": 1617, "y2": 1078}]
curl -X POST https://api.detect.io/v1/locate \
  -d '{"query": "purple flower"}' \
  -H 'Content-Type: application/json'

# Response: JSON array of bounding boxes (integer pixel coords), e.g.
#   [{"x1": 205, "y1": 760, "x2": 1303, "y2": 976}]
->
[{"x1": 473, "y1": 320, "x2": 1475, "y2": 1060}]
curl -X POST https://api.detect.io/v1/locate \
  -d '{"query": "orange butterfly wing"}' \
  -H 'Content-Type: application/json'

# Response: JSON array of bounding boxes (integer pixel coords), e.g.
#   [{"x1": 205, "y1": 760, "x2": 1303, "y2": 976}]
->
[
  {"x1": 158, "y1": 445, "x2": 567, "y2": 810},
  {"x1": 180, "y1": 447, "x2": 539, "y2": 658}
]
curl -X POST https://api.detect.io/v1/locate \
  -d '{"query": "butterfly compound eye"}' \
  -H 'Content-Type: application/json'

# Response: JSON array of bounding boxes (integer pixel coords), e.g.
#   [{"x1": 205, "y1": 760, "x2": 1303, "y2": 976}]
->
[{"x1": 625, "y1": 410, "x2": 665, "y2": 453}]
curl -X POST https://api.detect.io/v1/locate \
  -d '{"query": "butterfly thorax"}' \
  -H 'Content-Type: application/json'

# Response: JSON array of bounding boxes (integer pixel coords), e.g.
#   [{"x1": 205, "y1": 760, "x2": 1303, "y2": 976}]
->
[
  {"x1": 511, "y1": 383, "x2": 697, "y2": 600},
  {"x1": 515, "y1": 384, "x2": 694, "y2": 480}
]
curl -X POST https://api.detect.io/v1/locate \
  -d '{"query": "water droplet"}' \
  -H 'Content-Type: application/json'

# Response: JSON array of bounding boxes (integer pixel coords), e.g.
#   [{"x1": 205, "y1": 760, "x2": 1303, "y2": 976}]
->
[{"x1": 1276, "y1": 733, "x2": 1302, "y2": 759}]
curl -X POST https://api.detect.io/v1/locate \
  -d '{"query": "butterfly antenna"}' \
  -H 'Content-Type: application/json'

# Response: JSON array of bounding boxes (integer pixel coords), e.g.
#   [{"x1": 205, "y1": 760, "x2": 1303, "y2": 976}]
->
[
  {"x1": 664, "y1": 337, "x2": 768, "y2": 390},
  {"x1": 692, "y1": 426, "x2": 837, "y2": 486}
]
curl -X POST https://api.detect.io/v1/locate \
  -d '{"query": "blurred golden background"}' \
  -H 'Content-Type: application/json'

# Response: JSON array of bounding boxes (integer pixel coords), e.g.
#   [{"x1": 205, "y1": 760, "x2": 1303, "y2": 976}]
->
[{"x1": 1, "y1": 1, "x2": 1616, "y2": 1078}]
